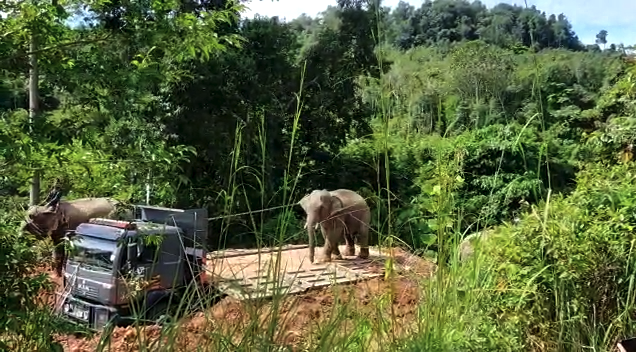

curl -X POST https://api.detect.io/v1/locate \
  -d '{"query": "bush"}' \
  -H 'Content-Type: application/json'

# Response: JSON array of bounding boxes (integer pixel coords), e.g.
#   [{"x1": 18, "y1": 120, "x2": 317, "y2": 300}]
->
[
  {"x1": 470, "y1": 162, "x2": 636, "y2": 350},
  {"x1": 0, "y1": 197, "x2": 78, "y2": 351}
]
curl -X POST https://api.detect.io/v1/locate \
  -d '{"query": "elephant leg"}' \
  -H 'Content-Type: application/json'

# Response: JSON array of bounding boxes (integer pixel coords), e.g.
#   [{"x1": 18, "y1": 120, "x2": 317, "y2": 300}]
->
[
  {"x1": 318, "y1": 225, "x2": 346, "y2": 262},
  {"x1": 328, "y1": 226, "x2": 345, "y2": 260},
  {"x1": 52, "y1": 232, "x2": 66, "y2": 277},
  {"x1": 357, "y1": 224, "x2": 370, "y2": 259},
  {"x1": 319, "y1": 240, "x2": 333, "y2": 263},
  {"x1": 331, "y1": 242, "x2": 343, "y2": 260},
  {"x1": 317, "y1": 226, "x2": 332, "y2": 263},
  {"x1": 344, "y1": 231, "x2": 355, "y2": 256},
  {"x1": 53, "y1": 243, "x2": 65, "y2": 277}
]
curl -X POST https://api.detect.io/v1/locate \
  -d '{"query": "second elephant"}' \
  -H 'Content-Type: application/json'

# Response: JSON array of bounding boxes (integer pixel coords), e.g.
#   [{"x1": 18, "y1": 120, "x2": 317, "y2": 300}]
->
[
  {"x1": 298, "y1": 188, "x2": 371, "y2": 264},
  {"x1": 21, "y1": 197, "x2": 129, "y2": 277}
]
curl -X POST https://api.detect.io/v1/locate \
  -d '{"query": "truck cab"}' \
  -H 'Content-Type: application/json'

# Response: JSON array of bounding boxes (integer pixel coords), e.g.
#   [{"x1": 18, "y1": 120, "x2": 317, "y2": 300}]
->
[{"x1": 59, "y1": 205, "x2": 208, "y2": 330}]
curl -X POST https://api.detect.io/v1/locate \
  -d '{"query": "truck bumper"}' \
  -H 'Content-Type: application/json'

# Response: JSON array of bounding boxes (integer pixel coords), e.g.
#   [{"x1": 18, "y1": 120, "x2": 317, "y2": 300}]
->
[{"x1": 57, "y1": 292, "x2": 119, "y2": 330}]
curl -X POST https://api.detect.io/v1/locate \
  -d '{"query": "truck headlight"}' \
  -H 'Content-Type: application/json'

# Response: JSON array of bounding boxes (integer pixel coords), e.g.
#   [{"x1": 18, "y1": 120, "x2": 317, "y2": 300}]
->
[{"x1": 94, "y1": 309, "x2": 110, "y2": 329}]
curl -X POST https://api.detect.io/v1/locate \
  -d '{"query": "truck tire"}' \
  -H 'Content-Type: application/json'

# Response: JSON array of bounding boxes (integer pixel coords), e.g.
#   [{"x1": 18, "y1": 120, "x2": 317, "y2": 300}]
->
[{"x1": 144, "y1": 299, "x2": 171, "y2": 325}]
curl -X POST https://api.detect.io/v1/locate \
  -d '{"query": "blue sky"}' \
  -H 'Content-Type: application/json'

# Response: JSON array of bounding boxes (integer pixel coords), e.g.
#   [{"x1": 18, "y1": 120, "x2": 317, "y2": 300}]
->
[{"x1": 243, "y1": 0, "x2": 636, "y2": 46}]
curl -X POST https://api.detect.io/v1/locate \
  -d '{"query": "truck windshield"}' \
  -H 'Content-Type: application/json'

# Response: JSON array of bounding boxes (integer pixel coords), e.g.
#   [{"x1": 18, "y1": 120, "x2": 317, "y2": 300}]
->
[{"x1": 69, "y1": 236, "x2": 119, "y2": 271}]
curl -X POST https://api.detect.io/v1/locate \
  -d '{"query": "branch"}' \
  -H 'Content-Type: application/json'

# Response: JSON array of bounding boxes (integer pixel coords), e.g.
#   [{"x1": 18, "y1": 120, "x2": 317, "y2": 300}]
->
[{"x1": 1, "y1": 34, "x2": 114, "y2": 63}]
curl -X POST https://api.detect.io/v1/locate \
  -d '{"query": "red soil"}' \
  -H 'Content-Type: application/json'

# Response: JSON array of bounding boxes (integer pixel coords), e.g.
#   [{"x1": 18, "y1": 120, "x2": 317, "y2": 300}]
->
[{"x1": 39, "y1": 248, "x2": 435, "y2": 352}]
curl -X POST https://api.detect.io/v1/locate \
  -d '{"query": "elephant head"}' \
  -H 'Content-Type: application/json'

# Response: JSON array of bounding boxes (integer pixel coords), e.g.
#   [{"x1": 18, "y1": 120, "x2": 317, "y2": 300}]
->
[
  {"x1": 21, "y1": 204, "x2": 66, "y2": 240},
  {"x1": 21, "y1": 197, "x2": 123, "y2": 277},
  {"x1": 298, "y1": 189, "x2": 344, "y2": 263}
]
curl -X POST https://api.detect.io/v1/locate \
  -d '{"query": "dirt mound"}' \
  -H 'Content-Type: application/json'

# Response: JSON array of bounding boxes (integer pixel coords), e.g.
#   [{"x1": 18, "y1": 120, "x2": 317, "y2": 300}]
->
[{"x1": 49, "y1": 248, "x2": 435, "y2": 351}]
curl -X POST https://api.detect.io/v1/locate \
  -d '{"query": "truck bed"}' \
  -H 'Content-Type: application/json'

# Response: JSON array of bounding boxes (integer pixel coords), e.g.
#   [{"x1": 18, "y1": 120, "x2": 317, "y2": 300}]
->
[{"x1": 204, "y1": 244, "x2": 388, "y2": 301}]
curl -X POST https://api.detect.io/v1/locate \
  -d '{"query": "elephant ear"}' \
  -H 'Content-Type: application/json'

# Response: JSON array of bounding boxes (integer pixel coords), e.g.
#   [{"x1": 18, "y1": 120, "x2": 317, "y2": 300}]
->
[
  {"x1": 298, "y1": 193, "x2": 312, "y2": 212},
  {"x1": 324, "y1": 194, "x2": 344, "y2": 218},
  {"x1": 42, "y1": 203, "x2": 66, "y2": 229},
  {"x1": 57, "y1": 205, "x2": 69, "y2": 228},
  {"x1": 320, "y1": 193, "x2": 334, "y2": 213}
]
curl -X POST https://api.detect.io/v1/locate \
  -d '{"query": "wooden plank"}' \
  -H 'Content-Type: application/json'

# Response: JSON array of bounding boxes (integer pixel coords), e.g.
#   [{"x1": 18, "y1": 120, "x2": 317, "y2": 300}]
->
[
  {"x1": 206, "y1": 245, "x2": 391, "y2": 301},
  {"x1": 207, "y1": 245, "x2": 309, "y2": 259}
]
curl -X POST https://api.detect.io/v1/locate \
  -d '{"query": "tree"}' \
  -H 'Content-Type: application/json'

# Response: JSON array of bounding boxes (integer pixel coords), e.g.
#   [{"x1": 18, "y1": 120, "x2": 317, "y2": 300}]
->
[
  {"x1": 1, "y1": 0, "x2": 245, "y2": 203},
  {"x1": 595, "y1": 29, "x2": 608, "y2": 50}
]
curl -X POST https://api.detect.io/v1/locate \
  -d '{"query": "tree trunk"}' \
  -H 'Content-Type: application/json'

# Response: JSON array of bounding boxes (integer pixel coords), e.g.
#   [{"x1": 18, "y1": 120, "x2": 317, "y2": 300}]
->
[{"x1": 29, "y1": 33, "x2": 40, "y2": 206}]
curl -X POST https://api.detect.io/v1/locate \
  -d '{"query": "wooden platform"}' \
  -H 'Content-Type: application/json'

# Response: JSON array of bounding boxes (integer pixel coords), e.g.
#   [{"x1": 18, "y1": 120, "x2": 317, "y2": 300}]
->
[{"x1": 205, "y1": 245, "x2": 388, "y2": 300}]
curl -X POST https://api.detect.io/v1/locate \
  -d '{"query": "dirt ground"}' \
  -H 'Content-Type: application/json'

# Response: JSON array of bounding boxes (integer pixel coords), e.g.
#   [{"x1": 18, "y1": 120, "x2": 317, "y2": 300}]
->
[{"x1": 43, "y1": 248, "x2": 435, "y2": 352}]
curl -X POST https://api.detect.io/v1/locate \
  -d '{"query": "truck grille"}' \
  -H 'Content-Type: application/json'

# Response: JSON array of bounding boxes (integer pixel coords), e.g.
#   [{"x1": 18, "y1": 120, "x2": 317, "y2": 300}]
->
[{"x1": 72, "y1": 285, "x2": 99, "y2": 299}]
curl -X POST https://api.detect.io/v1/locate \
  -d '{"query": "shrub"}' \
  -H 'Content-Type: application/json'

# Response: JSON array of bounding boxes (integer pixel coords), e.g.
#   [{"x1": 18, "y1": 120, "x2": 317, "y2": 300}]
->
[
  {"x1": 471, "y1": 162, "x2": 636, "y2": 350},
  {"x1": 0, "y1": 197, "x2": 77, "y2": 351}
]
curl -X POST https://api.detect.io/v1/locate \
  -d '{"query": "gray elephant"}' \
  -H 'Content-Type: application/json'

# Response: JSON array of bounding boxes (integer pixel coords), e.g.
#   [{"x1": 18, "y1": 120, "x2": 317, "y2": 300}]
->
[
  {"x1": 22, "y1": 197, "x2": 128, "y2": 277},
  {"x1": 458, "y1": 230, "x2": 494, "y2": 262},
  {"x1": 298, "y1": 189, "x2": 371, "y2": 264}
]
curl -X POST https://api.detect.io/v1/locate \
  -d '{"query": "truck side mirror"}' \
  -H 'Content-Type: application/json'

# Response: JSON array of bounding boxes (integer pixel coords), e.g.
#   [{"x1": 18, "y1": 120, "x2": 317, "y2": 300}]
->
[
  {"x1": 137, "y1": 241, "x2": 145, "y2": 258},
  {"x1": 126, "y1": 242, "x2": 138, "y2": 267}
]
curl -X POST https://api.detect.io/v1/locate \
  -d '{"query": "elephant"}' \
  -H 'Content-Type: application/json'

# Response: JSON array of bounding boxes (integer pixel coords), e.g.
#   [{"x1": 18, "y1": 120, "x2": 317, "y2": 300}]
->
[
  {"x1": 21, "y1": 197, "x2": 129, "y2": 277},
  {"x1": 298, "y1": 189, "x2": 371, "y2": 264},
  {"x1": 458, "y1": 230, "x2": 494, "y2": 262}
]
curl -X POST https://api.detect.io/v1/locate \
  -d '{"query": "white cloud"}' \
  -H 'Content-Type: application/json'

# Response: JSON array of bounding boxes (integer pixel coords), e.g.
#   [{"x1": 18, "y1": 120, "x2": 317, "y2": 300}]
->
[{"x1": 241, "y1": 0, "x2": 635, "y2": 45}]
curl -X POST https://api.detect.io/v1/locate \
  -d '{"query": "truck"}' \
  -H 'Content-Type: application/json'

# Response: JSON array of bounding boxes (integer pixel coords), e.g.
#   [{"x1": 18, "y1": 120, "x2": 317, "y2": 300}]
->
[{"x1": 57, "y1": 205, "x2": 210, "y2": 330}]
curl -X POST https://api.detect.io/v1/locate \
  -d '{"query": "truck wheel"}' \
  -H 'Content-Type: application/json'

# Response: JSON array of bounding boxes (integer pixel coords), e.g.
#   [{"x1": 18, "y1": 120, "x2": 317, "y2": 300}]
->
[{"x1": 144, "y1": 300, "x2": 171, "y2": 325}]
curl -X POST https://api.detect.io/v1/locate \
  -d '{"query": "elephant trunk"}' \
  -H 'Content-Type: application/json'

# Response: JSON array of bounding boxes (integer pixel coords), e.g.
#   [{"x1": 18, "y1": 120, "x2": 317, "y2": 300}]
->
[
  {"x1": 21, "y1": 220, "x2": 46, "y2": 239},
  {"x1": 305, "y1": 217, "x2": 316, "y2": 264}
]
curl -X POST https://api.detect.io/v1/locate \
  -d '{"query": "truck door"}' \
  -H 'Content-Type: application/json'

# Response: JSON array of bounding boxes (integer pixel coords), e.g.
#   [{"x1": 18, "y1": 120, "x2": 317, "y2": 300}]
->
[
  {"x1": 136, "y1": 241, "x2": 161, "y2": 290},
  {"x1": 136, "y1": 236, "x2": 181, "y2": 290}
]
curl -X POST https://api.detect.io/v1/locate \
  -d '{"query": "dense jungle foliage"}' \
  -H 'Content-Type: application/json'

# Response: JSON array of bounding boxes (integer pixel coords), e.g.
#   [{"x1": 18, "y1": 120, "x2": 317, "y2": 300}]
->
[{"x1": 2, "y1": 0, "x2": 636, "y2": 351}]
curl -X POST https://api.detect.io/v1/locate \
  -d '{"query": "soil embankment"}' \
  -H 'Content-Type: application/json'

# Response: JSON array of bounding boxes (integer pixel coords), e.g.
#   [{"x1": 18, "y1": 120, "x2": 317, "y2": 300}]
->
[{"x1": 42, "y1": 247, "x2": 434, "y2": 351}]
